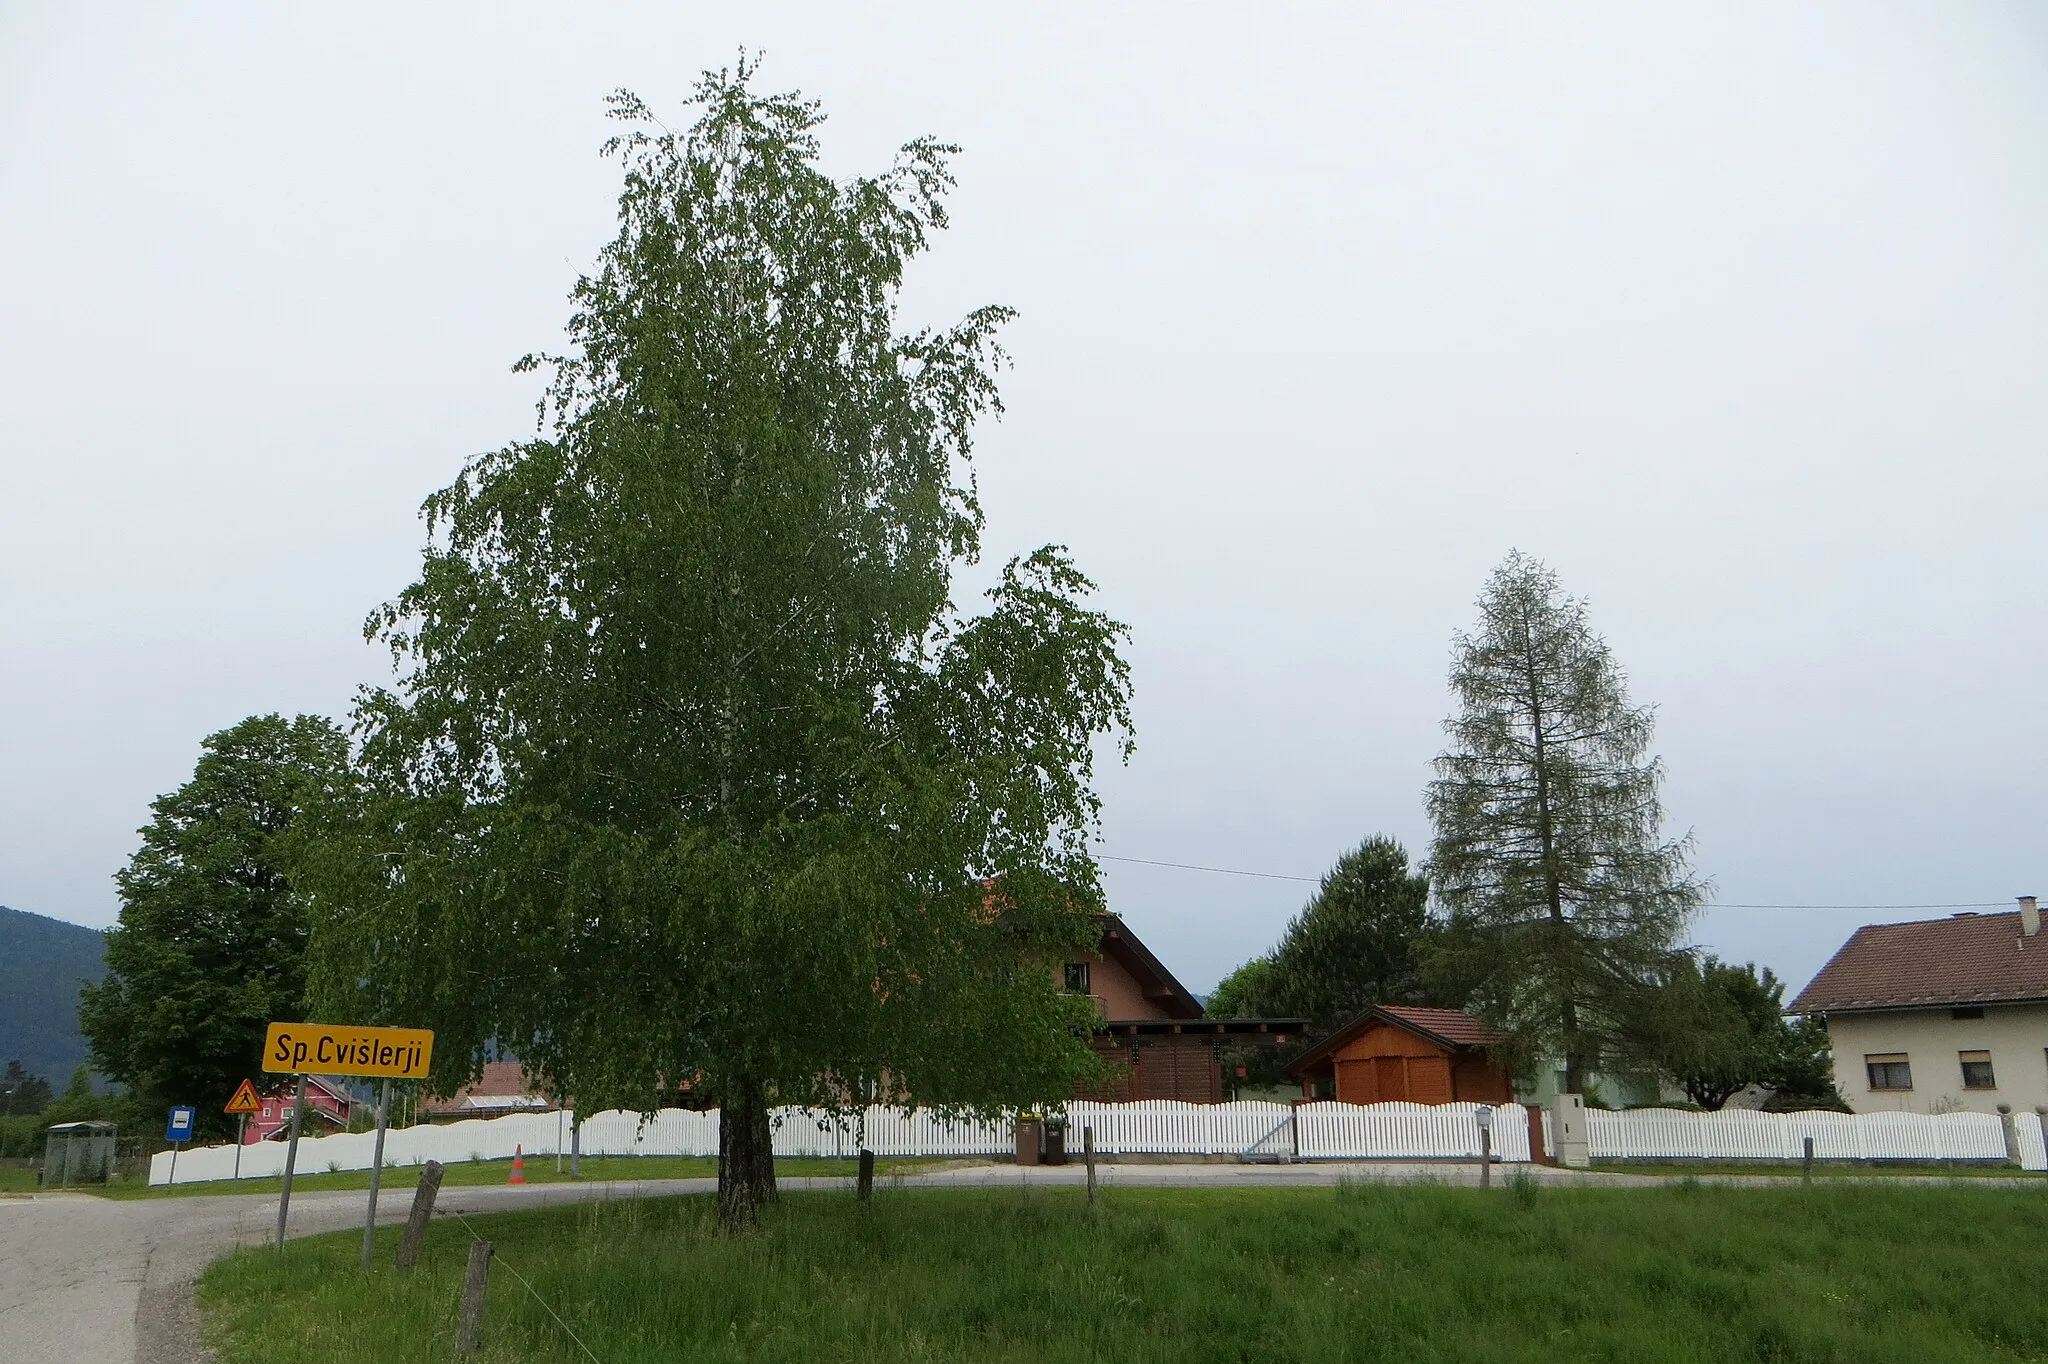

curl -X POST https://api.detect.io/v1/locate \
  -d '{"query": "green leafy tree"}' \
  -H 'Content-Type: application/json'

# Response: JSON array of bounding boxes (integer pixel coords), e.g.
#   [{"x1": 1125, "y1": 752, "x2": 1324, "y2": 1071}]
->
[
  {"x1": 77, "y1": 714, "x2": 347, "y2": 1139},
  {"x1": 1206, "y1": 957, "x2": 1277, "y2": 1021},
  {"x1": 1763, "y1": 1014, "x2": 1846, "y2": 1111},
  {"x1": 1425, "y1": 553, "x2": 1703, "y2": 1091},
  {"x1": 1618, "y1": 956, "x2": 1783, "y2": 1109},
  {"x1": 1621, "y1": 957, "x2": 1849, "y2": 1111},
  {"x1": 292, "y1": 65, "x2": 1132, "y2": 1228},
  {"x1": 0, "y1": 1060, "x2": 52, "y2": 1116}
]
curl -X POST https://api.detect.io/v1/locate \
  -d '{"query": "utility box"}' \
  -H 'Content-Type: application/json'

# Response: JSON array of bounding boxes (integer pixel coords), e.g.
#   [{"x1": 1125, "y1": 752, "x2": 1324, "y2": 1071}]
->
[
  {"x1": 1016, "y1": 1115, "x2": 1043, "y2": 1166},
  {"x1": 42, "y1": 1121, "x2": 118, "y2": 1186},
  {"x1": 1552, "y1": 1093, "x2": 1590, "y2": 1169}
]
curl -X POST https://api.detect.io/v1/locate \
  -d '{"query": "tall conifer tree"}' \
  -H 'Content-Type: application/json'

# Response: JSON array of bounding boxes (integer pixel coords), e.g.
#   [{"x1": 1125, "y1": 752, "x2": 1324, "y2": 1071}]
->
[{"x1": 1425, "y1": 552, "x2": 1701, "y2": 1091}]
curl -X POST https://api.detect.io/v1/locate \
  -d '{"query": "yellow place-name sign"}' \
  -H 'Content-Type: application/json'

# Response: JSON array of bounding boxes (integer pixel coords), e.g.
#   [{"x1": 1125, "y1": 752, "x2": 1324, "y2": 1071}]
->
[{"x1": 263, "y1": 1023, "x2": 434, "y2": 1079}]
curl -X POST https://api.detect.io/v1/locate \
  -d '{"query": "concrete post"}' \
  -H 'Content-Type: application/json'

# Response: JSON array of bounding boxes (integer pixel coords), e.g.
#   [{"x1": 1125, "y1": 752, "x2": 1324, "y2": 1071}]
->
[{"x1": 1998, "y1": 1104, "x2": 2021, "y2": 1167}]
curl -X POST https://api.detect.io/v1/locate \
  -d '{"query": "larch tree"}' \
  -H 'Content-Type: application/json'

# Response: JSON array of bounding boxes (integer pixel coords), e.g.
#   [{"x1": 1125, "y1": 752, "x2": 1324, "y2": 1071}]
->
[
  {"x1": 290, "y1": 65, "x2": 1132, "y2": 1227},
  {"x1": 78, "y1": 714, "x2": 347, "y2": 1138},
  {"x1": 1425, "y1": 552, "x2": 1702, "y2": 1092}
]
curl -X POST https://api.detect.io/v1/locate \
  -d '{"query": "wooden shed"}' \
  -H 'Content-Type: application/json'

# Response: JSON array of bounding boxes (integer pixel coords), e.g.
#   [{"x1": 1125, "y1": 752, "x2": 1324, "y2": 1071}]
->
[{"x1": 1286, "y1": 1005, "x2": 1513, "y2": 1105}]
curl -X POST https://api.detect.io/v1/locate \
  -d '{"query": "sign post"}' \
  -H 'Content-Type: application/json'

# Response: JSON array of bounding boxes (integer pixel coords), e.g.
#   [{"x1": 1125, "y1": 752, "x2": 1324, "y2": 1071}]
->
[
  {"x1": 261, "y1": 1022, "x2": 434, "y2": 1253},
  {"x1": 274, "y1": 1075, "x2": 308, "y2": 1250},
  {"x1": 164, "y1": 1106, "x2": 195, "y2": 1185},
  {"x1": 360, "y1": 1078, "x2": 393, "y2": 1269},
  {"x1": 225, "y1": 1080, "x2": 260, "y2": 1182}
]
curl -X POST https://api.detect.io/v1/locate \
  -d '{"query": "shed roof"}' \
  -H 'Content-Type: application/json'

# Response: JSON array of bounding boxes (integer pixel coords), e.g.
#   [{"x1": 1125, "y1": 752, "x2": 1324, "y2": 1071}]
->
[
  {"x1": 1285, "y1": 1005, "x2": 1506, "y2": 1077},
  {"x1": 1791, "y1": 911, "x2": 2048, "y2": 1012}
]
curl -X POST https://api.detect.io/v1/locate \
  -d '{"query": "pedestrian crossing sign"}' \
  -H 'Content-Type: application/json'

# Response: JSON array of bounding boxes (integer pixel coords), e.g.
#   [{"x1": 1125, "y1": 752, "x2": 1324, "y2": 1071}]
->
[{"x1": 225, "y1": 1079, "x2": 261, "y2": 1115}]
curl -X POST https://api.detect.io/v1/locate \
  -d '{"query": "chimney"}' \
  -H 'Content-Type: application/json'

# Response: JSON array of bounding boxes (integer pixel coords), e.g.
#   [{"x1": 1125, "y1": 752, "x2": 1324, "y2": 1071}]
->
[{"x1": 2020, "y1": 895, "x2": 2040, "y2": 938}]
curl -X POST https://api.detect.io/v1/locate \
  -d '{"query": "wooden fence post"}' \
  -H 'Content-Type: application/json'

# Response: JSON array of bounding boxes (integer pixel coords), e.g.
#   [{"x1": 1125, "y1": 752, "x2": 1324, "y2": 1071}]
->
[
  {"x1": 455, "y1": 1239, "x2": 493, "y2": 1356},
  {"x1": 397, "y1": 1160, "x2": 445, "y2": 1271},
  {"x1": 1084, "y1": 1126, "x2": 1097, "y2": 1205},
  {"x1": 1523, "y1": 1104, "x2": 1550, "y2": 1165},
  {"x1": 857, "y1": 1148, "x2": 874, "y2": 1201},
  {"x1": 1802, "y1": 1136, "x2": 1814, "y2": 1184}
]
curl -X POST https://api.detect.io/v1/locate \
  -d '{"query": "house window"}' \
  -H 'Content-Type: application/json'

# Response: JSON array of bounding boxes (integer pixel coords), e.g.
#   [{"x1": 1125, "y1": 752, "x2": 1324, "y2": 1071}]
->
[
  {"x1": 1960, "y1": 1051, "x2": 1996, "y2": 1090},
  {"x1": 1865, "y1": 1054, "x2": 1912, "y2": 1091},
  {"x1": 1063, "y1": 962, "x2": 1091, "y2": 993},
  {"x1": 1951, "y1": 1006, "x2": 1985, "y2": 1020}
]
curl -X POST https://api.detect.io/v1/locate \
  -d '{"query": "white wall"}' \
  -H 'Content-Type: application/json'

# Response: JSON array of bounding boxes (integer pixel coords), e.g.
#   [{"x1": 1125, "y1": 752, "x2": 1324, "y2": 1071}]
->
[
  {"x1": 148, "y1": 1098, "x2": 2048, "y2": 1185},
  {"x1": 1827, "y1": 1003, "x2": 2048, "y2": 1115}
]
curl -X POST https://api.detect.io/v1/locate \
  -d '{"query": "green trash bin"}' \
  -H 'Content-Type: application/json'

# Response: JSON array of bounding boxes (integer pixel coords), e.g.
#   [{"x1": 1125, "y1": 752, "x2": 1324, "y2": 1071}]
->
[{"x1": 1043, "y1": 1116, "x2": 1068, "y2": 1166}]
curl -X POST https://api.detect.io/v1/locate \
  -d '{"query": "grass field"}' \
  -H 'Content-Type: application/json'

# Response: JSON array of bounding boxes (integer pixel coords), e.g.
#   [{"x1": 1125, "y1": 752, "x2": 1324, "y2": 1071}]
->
[
  {"x1": 1592, "y1": 1159, "x2": 2036, "y2": 1181},
  {"x1": 200, "y1": 1179, "x2": 2048, "y2": 1363}
]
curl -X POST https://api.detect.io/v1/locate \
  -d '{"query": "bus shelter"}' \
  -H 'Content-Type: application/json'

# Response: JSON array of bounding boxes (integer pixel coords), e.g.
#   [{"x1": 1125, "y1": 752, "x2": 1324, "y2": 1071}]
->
[{"x1": 42, "y1": 1120, "x2": 118, "y2": 1186}]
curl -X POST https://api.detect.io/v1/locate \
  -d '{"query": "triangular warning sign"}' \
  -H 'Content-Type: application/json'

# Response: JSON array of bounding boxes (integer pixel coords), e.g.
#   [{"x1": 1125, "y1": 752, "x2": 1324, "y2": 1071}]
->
[{"x1": 225, "y1": 1079, "x2": 261, "y2": 1114}]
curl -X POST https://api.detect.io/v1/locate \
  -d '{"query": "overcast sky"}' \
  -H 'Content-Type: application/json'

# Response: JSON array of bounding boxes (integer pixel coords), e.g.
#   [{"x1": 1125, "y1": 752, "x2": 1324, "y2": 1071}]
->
[{"x1": 3, "y1": 3, "x2": 2043, "y2": 996}]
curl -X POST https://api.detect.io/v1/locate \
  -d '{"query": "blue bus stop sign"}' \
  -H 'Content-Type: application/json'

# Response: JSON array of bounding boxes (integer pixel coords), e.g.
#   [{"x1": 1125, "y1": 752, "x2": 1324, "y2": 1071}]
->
[{"x1": 165, "y1": 1106, "x2": 196, "y2": 1143}]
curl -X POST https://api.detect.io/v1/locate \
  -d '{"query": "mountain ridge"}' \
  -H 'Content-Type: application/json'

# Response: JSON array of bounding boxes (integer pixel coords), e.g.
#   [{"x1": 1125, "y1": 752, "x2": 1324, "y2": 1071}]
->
[{"x1": 0, "y1": 904, "x2": 108, "y2": 1086}]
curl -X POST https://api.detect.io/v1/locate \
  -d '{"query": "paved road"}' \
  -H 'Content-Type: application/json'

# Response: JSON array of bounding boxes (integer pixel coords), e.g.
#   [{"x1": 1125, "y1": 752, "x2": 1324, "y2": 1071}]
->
[
  {"x1": 1, "y1": 1176, "x2": 726, "y2": 1364},
  {"x1": 5, "y1": 1158, "x2": 2015, "y2": 1364}
]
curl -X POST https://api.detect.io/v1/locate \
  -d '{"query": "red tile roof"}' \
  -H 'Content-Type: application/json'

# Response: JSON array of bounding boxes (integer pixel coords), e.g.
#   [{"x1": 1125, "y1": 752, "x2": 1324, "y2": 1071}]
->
[
  {"x1": 1790, "y1": 911, "x2": 2048, "y2": 1013},
  {"x1": 1378, "y1": 1005, "x2": 1507, "y2": 1048},
  {"x1": 422, "y1": 1060, "x2": 556, "y2": 1114}
]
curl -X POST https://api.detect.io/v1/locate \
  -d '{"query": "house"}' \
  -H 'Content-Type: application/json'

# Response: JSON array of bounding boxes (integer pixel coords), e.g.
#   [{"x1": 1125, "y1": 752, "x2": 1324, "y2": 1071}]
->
[
  {"x1": 420, "y1": 1060, "x2": 559, "y2": 1121},
  {"x1": 1286, "y1": 1005, "x2": 1515, "y2": 1105},
  {"x1": 1791, "y1": 896, "x2": 2048, "y2": 1116},
  {"x1": 1065, "y1": 915, "x2": 1304, "y2": 1103},
  {"x1": 244, "y1": 1075, "x2": 352, "y2": 1142}
]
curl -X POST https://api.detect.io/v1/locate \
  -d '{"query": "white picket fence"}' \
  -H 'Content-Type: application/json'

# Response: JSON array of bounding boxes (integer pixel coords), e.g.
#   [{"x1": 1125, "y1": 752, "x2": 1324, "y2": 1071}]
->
[
  {"x1": 1298, "y1": 1101, "x2": 1534, "y2": 1161},
  {"x1": 148, "y1": 1100, "x2": 2048, "y2": 1185},
  {"x1": 1585, "y1": 1106, "x2": 2033, "y2": 1163},
  {"x1": 1072, "y1": 1100, "x2": 1296, "y2": 1156}
]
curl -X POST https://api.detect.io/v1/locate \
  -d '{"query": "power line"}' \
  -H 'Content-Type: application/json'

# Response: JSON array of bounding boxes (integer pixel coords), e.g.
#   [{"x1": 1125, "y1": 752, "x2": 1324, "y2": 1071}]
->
[
  {"x1": 1097, "y1": 854, "x2": 1317, "y2": 883},
  {"x1": 1097, "y1": 854, "x2": 2014, "y2": 911},
  {"x1": 1710, "y1": 902, "x2": 2010, "y2": 911}
]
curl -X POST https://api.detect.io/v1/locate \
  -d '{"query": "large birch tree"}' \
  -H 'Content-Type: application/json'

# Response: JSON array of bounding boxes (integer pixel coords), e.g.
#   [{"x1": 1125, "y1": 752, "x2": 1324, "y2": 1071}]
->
[
  {"x1": 1425, "y1": 552, "x2": 1702, "y2": 1092},
  {"x1": 292, "y1": 65, "x2": 1131, "y2": 1226}
]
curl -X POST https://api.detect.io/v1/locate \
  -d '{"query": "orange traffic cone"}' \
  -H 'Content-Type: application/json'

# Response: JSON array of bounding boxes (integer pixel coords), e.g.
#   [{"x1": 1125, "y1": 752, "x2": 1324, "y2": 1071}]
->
[{"x1": 509, "y1": 1144, "x2": 525, "y2": 1185}]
